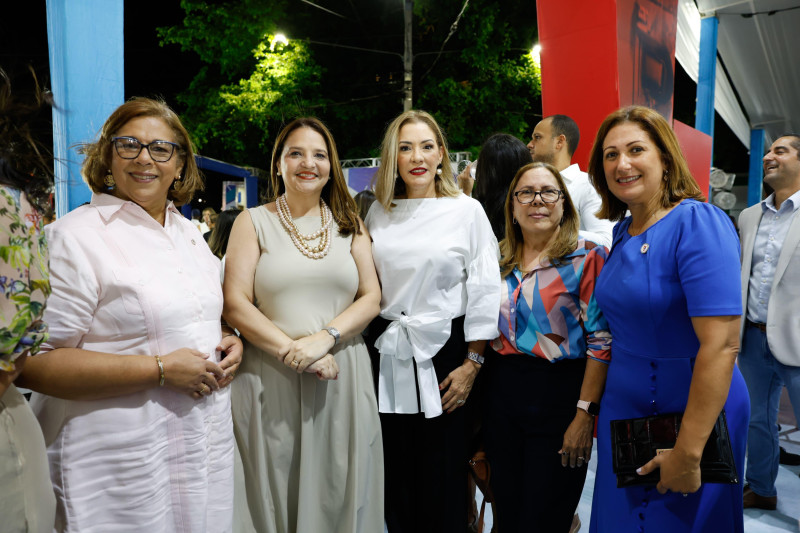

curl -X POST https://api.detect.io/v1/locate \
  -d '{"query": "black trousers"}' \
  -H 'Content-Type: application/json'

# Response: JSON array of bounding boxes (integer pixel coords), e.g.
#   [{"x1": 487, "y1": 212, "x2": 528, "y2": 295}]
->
[
  {"x1": 367, "y1": 316, "x2": 474, "y2": 533},
  {"x1": 483, "y1": 352, "x2": 589, "y2": 533}
]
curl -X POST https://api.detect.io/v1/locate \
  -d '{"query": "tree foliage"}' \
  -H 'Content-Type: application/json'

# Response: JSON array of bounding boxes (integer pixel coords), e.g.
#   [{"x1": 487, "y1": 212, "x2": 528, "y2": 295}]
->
[{"x1": 158, "y1": 0, "x2": 541, "y2": 166}]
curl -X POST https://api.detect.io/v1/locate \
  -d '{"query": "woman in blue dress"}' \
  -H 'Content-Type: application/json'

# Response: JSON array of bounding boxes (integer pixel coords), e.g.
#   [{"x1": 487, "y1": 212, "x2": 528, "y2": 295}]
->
[{"x1": 586, "y1": 106, "x2": 749, "y2": 532}]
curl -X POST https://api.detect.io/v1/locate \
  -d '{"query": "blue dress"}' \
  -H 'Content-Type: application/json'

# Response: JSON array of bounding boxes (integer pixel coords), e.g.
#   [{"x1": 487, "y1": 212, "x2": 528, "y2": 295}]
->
[{"x1": 589, "y1": 200, "x2": 749, "y2": 532}]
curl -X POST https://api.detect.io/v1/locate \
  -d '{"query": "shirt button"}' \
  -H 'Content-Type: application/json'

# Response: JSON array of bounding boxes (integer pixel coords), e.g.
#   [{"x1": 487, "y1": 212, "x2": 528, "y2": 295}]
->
[
  {"x1": 178, "y1": 267, "x2": 183, "y2": 273},
  {"x1": 510, "y1": 308, "x2": 515, "y2": 314}
]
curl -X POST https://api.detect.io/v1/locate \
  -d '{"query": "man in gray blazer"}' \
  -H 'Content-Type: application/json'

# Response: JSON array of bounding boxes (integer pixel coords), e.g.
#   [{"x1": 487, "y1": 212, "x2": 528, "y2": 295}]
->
[{"x1": 738, "y1": 134, "x2": 800, "y2": 511}]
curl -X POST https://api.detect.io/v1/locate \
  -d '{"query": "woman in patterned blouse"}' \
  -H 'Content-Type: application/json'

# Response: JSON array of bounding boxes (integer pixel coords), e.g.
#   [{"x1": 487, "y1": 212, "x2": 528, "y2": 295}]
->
[
  {"x1": 484, "y1": 161, "x2": 611, "y2": 532},
  {"x1": 0, "y1": 67, "x2": 56, "y2": 533}
]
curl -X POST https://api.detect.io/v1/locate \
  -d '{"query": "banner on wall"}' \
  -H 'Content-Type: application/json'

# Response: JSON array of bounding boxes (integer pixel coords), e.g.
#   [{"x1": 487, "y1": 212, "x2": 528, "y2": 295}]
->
[
  {"x1": 618, "y1": 0, "x2": 678, "y2": 122},
  {"x1": 537, "y1": 0, "x2": 710, "y2": 197}
]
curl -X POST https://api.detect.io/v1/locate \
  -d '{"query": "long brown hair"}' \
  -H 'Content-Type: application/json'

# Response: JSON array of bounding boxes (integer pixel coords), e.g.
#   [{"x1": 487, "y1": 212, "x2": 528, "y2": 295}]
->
[
  {"x1": 0, "y1": 67, "x2": 54, "y2": 215},
  {"x1": 269, "y1": 117, "x2": 359, "y2": 236},
  {"x1": 80, "y1": 97, "x2": 202, "y2": 205},
  {"x1": 372, "y1": 110, "x2": 460, "y2": 210},
  {"x1": 587, "y1": 105, "x2": 705, "y2": 221},
  {"x1": 499, "y1": 162, "x2": 580, "y2": 278}
]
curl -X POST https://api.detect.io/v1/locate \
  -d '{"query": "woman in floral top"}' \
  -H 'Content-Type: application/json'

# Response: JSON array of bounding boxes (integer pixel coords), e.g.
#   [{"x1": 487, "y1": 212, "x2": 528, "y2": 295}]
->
[
  {"x1": 484, "y1": 162, "x2": 611, "y2": 533},
  {"x1": 0, "y1": 68, "x2": 56, "y2": 533}
]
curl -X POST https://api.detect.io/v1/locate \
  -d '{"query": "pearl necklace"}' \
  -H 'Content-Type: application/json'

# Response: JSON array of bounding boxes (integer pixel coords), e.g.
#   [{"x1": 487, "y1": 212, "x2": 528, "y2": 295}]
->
[{"x1": 276, "y1": 194, "x2": 333, "y2": 259}]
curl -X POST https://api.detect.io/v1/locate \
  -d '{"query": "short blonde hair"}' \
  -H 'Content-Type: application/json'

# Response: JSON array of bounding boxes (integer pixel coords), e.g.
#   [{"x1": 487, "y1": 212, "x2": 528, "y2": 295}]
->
[
  {"x1": 587, "y1": 105, "x2": 704, "y2": 222},
  {"x1": 80, "y1": 97, "x2": 202, "y2": 205},
  {"x1": 373, "y1": 110, "x2": 460, "y2": 209},
  {"x1": 499, "y1": 162, "x2": 580, "y2": 278}
]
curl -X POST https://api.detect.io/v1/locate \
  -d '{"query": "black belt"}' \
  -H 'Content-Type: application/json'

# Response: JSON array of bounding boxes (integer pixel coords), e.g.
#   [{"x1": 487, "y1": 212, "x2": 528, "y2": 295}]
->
[{"x1": 746, "y1": 319, "x2": 767, "y2": 333}]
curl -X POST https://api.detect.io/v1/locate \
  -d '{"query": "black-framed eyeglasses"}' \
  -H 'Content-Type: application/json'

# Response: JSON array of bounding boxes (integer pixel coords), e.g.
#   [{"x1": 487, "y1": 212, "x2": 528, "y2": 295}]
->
[
  {"x1": 514, "y1": 188, "x2": 563, "y2": 205},
  {"x1": 112, "y1": 136, "x2": 180, "y2": 162}
]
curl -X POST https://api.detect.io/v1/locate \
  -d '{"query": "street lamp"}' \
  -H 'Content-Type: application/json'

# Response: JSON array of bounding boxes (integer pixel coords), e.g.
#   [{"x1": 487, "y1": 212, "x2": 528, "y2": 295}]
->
[
  {"x1": 531, "y1": 44, "x2": 542, "y2": 68},
  {"x1": 270, "y1": 33, "x2": 289, "y2": 51}
]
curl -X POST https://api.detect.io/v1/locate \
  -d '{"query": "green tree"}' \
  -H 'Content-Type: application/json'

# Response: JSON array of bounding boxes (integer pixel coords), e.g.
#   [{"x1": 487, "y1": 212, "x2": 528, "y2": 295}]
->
[
  {"x1": 158, "y1": 0, "x2": 541, "y2": 164},
  {"x1": 413, "y1": 0, "x2": 541, "y2": 154},
  {"x1": 158, "y1": 0, "x2": 325, "y2": 165}
]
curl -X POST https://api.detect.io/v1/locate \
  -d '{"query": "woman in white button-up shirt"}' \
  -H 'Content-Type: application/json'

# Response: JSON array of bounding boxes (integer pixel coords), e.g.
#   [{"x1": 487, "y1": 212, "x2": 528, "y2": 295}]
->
[
  {"x1": 19, "y1": 98, "x2": 242, "y2": 533},
  {"x1": 365, "y1": 110, "x2": 502, "y2": 533}
]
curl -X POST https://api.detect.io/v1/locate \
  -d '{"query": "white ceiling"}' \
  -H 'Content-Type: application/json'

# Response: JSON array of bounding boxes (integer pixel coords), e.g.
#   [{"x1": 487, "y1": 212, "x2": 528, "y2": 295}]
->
[{"x1": 678, "y1": 0, "x2": 800, "y2": 148}]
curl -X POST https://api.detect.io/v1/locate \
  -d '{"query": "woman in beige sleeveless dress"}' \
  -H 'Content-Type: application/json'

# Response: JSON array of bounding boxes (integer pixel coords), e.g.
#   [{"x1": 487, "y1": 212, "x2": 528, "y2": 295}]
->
[{"x1": 224, "y1": 118, "x2": 383, "y2": 533}]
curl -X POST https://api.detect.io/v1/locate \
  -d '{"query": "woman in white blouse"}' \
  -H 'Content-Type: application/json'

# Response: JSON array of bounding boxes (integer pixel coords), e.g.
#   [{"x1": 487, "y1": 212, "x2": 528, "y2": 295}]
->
[
  {"x1": 365, "y1": 110, "x2": 501, "y2": 533},
  {"x1": 19, "y1": 98, "x2": 241, "y2": 532}
]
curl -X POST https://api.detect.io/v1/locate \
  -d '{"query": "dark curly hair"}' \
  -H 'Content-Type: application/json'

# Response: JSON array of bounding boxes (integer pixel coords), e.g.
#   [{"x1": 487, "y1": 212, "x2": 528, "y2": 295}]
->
[{"x1": 0, "y1": 67, "x2": 54, "y2": 215}]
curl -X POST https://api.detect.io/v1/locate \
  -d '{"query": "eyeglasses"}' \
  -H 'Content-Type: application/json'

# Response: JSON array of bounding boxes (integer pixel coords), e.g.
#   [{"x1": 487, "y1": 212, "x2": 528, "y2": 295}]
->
[
  {"x1": 112, "y1": 136, "x2": 180, "y2": 162},
  {"x1": 513, "y1": 188, "x2": 563, "y2": 205}
]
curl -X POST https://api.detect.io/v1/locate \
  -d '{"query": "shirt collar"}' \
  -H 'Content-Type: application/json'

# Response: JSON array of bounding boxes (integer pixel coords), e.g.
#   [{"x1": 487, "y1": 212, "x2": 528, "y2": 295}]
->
[
  {"x1": 512, "y1": 239, "x2": 590, "y2": 280},
  {"x1": 761, "y1": 188, "x2": 800, "y2": 214},
  {"x1": 91, "y1": 192, "x2": 180, "y2": 224},
  {"x1": 559, "y1": 163, "x2": 580, "y2": 184}
]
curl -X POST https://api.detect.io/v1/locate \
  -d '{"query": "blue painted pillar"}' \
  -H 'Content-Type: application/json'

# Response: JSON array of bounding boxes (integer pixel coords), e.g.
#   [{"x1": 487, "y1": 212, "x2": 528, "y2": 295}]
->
[
  {"x1": 695, "y1": 15, "x2": 718, "y2": 198},
  {"x1": 47, "y1": 0, "x2": 124, "y2": 217},
  {"x1": 748, "y1": 128, "x2": 765, "y2": 207},
  {"x1": 695, "y1": 16, "x2": 718, "y2": 139},
  {"x1": 245, "y1": 175, "x2": 259, "y2": 208}
]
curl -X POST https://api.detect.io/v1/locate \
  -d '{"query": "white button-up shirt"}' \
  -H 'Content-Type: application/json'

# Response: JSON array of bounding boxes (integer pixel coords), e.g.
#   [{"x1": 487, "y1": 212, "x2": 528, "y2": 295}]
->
[
  {"x1": 31, "y1": 193, "x2": 233, "y2": 532},
  {"x1": 747, "y1": 189, "x2": 800, "y2": 323},
  {"x1": 366, "y1": 195, "x2": 501, "y2": 418},
  {"x1": 560, "y1": 164, "x2": 615, "y2": 248}
]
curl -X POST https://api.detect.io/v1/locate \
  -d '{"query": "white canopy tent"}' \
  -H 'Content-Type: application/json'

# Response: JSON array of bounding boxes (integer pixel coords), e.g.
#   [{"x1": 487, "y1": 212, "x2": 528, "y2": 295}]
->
[{"x1": 676, "y1": 0, "x2": 800, "y2": 149}]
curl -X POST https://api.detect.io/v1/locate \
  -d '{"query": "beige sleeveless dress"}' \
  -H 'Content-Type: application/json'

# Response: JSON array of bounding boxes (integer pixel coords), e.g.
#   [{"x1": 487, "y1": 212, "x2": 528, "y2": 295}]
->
[{"x1": 231, "y1": 206, "x2": 383, "y2": 533}]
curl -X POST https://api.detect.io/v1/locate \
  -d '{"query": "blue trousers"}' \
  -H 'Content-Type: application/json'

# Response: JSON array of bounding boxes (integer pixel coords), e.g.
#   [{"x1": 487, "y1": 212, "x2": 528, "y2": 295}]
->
[{"x1": 737, "y1": 323, "x2": 800, "y2": 497}]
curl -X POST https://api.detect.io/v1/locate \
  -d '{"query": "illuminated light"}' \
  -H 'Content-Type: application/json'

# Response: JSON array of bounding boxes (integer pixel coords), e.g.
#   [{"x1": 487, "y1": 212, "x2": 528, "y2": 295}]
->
[
  {"x1": 271, "y1": 33, "x2": 289, "y2": 51},
  {"x1": 531, "y1": 44, "x2": 542, "y2": 67}
]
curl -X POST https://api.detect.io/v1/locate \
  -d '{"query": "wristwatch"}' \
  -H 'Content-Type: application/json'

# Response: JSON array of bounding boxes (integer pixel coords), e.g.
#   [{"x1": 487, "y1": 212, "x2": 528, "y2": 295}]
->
[
  {"x1": 466, "y1": 351, "x2": 484, "y2": 366},
  {"x1": 323, "y1": 326, "x2": 340, "y2": 346},
  {"x1": 577, "y1": 400, "x2": 600, "y2": 416}
]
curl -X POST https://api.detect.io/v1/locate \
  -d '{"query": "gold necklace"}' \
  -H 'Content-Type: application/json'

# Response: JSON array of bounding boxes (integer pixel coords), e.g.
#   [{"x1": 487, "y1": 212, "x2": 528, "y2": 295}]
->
[{"x1": 276, "y1": 194, "x2": 333, "y2": 259}]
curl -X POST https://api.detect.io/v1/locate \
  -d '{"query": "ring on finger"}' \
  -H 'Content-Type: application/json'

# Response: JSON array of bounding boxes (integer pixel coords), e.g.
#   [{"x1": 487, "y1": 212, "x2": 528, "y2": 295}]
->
[
  {"x1": 292, "y1": 359, "x2": 300, "y2": 367},
  {"x1": 577, "y1": 457, "x2": 585, "y2": 461},
  {"x1": 456, "y1": 399, "x2": 465, "y2": 405}
]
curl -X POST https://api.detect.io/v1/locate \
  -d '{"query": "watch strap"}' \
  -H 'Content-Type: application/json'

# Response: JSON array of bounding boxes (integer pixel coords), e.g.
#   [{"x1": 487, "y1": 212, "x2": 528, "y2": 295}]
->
[
  {"x1": 323, "y1": 326, "x2": 340, "y2": 345},
  {"x1": 466, "y1": 351, "x2": 484, "y2": 365},
  {"x1": 577, "y1": 400, "x2": 600, "y2": 416}
]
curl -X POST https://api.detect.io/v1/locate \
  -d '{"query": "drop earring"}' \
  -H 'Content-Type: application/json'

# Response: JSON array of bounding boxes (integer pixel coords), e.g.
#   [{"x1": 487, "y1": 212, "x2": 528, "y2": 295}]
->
[
  {"x1": 436, "y1": 163, "x2": 443, "y2": 176},
  {"x1": 104, "y1": 171, "x2": 115, "y2": 188}
]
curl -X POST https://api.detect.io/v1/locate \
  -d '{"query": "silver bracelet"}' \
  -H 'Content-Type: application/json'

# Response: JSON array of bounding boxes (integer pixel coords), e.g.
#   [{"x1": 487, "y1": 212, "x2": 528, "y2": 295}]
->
[
  {"x1": 323, "y1": 326, "x2": 341, "y2": 346},
  {"x1": 466, "y1": 351, "x2": 484, "y2": 366}
]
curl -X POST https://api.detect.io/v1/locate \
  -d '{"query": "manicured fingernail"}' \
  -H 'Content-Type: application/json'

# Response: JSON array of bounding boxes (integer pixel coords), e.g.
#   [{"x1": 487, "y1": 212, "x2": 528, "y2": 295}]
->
[{"x1": 636, "y1": 467, "x2": 643, "y2": 474}]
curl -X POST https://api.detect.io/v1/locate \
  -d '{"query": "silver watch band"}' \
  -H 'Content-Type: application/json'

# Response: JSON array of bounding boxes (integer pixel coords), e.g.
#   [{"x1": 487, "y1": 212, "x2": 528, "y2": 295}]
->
[
  {"x1": 323, "y1": 326, "x2": 340, "y2": 345},
  {"x1": 466, "y1": 350, "x2": 484, "y2": 365}
]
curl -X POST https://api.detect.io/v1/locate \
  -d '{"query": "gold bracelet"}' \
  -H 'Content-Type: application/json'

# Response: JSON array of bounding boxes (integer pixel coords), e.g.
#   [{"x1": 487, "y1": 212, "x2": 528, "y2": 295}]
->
[{"x1": 155, "y1": 355, "x2": 165, "y2": 387}]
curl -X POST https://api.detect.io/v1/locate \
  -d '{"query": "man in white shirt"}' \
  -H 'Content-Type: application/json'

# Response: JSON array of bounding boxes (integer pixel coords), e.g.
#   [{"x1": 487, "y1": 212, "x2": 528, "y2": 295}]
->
[
  {"x1": 527, "y1": 115, "x2": 614, "y2": 248},
  {"x1": 738, "y1": 134, "x2": 800, "y2": 511}
]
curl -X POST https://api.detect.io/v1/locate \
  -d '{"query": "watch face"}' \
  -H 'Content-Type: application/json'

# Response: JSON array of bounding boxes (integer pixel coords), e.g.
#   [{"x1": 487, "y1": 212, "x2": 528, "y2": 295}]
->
[{"x1": 588, "y1": 402, "x2": 600, "y2": 416}]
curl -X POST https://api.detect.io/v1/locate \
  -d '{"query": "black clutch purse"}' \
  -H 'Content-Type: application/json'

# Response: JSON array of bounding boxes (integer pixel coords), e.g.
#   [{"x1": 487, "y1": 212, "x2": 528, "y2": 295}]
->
[{"x1": 611, "y1": 410, "x2": 739, "y2": 488}]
